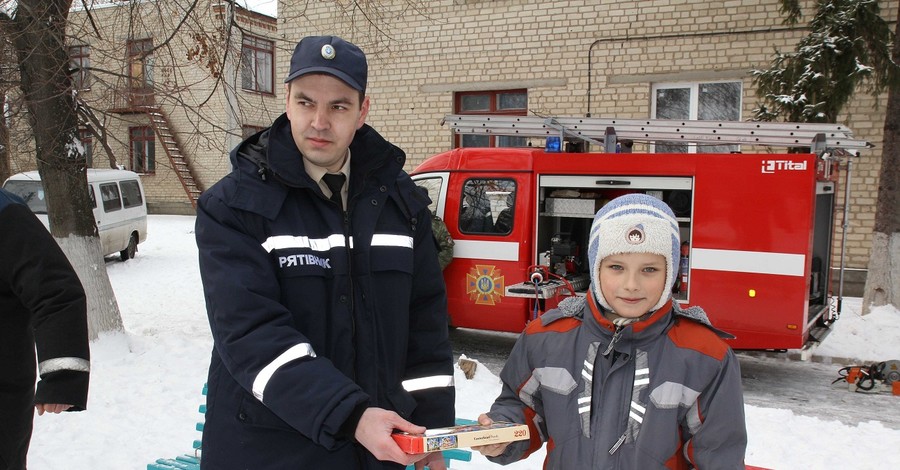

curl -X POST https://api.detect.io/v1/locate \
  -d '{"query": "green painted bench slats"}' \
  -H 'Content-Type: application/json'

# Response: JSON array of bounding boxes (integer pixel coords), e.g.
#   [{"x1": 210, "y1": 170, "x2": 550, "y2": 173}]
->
[
  {"x1": 150, "y1": 385, "x2": 473, "y2": 469},
  {"x1": 147, "y1": 454, "x2": 200, "y2": 470}
]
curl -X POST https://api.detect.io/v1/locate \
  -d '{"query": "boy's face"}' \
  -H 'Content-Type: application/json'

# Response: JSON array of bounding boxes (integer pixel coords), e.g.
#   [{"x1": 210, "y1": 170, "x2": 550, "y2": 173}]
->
[
  {"x1": 285, "y1": 74, "x2": 370, "y2": 173},
  {"x1": 598, "y1": 252, "x2": 667, "y2": 319}
]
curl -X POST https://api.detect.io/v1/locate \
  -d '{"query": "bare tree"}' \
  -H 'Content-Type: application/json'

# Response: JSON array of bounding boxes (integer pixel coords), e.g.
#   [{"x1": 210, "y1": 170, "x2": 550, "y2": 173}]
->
[
  {"x1": 0, "y1": 93, "x2": 9, "y2": 182},
  {"x1": 0, "y1": 0, "x2": 123, "y2": 338},
  {"x1": 0, "y1": 19, "x2": 17, "y2": 183},
  {"x1": 0, "y1": 0, "x2": 426, "y2": 340},
  {"x1": 0, "y1": 0, "x2": 287, "y2": 338}
]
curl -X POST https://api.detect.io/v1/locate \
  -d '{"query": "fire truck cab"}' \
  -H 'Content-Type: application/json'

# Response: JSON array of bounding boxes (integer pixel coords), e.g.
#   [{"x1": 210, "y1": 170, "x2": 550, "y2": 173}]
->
[{"x1": 411, "y1": 115, "x2": 869, "y2": 350}]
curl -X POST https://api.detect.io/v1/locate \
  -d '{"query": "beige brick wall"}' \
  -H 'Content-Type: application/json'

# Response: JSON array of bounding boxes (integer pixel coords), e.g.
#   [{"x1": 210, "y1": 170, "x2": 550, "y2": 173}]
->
[{"x1": 276, "y1": 0, "x2": 894, "y2": 275}]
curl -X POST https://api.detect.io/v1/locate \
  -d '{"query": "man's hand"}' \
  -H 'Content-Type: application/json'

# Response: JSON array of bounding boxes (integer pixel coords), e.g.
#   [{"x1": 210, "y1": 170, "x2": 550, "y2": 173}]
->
[
  {"x1": 471, "y1": 413, "x2": 510, "y2": 458},
  {"x1": 354, "y1": 407, "x2": 425, "y2": 466},
  {"x1": 35, "y1": 403, "x2": 73, "y2": 416}
]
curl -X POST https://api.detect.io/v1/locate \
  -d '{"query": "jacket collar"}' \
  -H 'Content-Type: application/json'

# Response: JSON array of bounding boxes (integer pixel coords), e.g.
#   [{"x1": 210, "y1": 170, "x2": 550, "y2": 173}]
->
[
  {"x1": 266, "y1": 113, "x2": 405, "y2": 189},
  {"x1": 225, "y1": 114, "x2": 405, "y2": 219},
  {"x1": 585, "y1": 291, "x2": 674, "y2": 340}
]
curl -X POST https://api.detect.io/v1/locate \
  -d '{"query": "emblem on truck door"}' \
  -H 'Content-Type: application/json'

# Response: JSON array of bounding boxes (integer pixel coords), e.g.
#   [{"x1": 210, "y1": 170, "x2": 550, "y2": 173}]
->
[{"x1": 466, "y1": 265, "x2": 505, "y2": 306}]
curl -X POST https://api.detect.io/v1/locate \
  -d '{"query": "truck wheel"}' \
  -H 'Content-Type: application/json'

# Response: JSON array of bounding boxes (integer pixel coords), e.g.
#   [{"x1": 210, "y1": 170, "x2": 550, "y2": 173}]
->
[{"x1": 120, "y1": 233, "x2": 138, "y2": 261}]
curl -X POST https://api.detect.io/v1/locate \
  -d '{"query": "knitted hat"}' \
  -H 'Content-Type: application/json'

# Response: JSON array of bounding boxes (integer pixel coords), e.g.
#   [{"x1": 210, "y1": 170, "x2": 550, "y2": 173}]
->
[{"x1": 587, "y1": 193, "x2": 681, "y2": 313}]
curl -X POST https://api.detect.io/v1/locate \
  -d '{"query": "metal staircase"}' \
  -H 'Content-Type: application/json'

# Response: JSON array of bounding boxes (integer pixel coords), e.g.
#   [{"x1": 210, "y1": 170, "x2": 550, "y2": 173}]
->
[
  {"x1": 442, "y1": 114, "x2": 872, "y2": 154},
  {"x1": 144, "y1": 105, "x2": 202, "y2": 208}
]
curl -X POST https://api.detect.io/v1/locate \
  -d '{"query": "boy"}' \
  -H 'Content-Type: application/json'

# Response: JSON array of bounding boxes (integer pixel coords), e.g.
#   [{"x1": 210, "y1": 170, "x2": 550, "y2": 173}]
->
[{"x1": 475, "y1": 193, "x2": 747, "y2": 469}]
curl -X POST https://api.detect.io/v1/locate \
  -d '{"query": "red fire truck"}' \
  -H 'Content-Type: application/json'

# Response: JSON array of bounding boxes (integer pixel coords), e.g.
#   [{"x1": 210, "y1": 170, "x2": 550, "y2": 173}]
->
[{"x1": 411, "y1": 115, "x2": 870, "y2": 350}]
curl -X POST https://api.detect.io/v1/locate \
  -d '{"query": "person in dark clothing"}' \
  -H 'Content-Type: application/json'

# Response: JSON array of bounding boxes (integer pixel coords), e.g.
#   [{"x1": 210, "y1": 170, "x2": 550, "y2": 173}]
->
[
  {"x1": 493, "y1": 192, "x2": 515, "y2": 234},
  {"x1": 416, "y1": 185, "x2": 454, "y2": 270},
  {"x1": 0, "y1": 188, "x2": 90, "y2": 470},
  {"x1": 195, "y1": 36, "x2": 455, "y2": 470}
]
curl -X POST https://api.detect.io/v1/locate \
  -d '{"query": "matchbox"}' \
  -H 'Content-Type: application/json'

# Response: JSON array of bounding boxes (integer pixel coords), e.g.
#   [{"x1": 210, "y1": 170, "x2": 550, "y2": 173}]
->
[{"x1": 391, "y1": 421, "x2": 530, "y2": 454}]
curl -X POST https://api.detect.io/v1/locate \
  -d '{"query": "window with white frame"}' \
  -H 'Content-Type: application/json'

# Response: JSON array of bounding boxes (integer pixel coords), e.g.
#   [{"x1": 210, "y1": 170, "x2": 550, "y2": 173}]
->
[
  {"x1": 241, "y1": 35, "x2": 274, "y2": 94},
  {"x1": 651, "y1": 81, "x2": 742, "y2": 153}
]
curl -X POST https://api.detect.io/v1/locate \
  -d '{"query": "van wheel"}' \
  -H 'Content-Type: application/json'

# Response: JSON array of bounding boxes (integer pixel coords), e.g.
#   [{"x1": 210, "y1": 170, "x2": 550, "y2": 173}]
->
[{"x1": 120, "y1": 233, "x2": 138, "y2": 261}]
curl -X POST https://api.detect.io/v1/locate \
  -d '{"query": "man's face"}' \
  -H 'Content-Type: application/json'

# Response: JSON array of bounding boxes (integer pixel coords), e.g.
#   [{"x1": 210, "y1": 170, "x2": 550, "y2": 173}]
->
[
  {"x1": 598, "y1": 252, "x2": 667, "y2": 319},
  {"x1": 285, "y1": 74, "x2": 369, "y2": 172}
]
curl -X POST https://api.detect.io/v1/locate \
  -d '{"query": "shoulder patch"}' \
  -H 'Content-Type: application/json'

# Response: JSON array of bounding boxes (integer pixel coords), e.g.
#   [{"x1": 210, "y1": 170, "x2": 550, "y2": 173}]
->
[{"x1": 667, "y1": 318, "x2": 730, "y2": 360}]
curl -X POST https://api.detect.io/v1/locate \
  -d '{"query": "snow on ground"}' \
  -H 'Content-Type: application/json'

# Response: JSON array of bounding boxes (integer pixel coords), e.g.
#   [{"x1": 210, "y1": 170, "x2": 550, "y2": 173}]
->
[{"x1": 26, "y1": 215, "x2": 900, "y2": 469}]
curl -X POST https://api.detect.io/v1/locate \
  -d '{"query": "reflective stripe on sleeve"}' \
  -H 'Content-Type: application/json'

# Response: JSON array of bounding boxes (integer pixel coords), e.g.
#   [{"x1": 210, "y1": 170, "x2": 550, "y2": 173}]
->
[
  {"x1": 401, "y1": 374, "x2": 454, "y2": 392},
  {"x1": 38, "y1": 357, "x2": 90, "y2": 376},
  {"x1": 262, "y1": 234, "x2": 348, "y2": 253},
  {"x1": 371, "y1": 234, "x2": 414, "y2": 249},
  {"x1": 252, "y1": 343, "x2": 317, "y2": 401}
]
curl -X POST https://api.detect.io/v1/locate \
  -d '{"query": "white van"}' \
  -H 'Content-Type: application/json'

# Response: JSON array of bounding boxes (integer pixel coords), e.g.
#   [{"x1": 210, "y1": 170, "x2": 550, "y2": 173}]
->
[{"x1": 3, "y1": 169, "x2": 148, "y2": 261}]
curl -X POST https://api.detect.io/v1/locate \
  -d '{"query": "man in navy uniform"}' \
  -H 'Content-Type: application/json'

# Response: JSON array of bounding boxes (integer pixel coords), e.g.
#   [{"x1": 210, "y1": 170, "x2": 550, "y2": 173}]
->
[{"x1": 195, "y1": 36, "x2": 455, "y2": 469}]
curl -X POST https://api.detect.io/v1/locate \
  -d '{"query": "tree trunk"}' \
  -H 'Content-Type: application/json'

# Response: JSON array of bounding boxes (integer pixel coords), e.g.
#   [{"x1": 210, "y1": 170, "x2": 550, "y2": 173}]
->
[
  {"x1": 862, "y1": 6, "x2": 900, "y2": 315},
  {"x1": 11, "y1": 0, "x2": 122, "y2": 338},
  {"x1": 0, "y1": 93, "x2": 9, "y2": 183}
]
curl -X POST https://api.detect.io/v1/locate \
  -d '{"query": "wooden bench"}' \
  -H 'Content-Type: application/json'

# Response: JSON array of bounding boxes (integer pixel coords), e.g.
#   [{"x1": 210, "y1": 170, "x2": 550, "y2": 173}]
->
[
  {"x1": 146, "y1": 385, "x2": 206, "y2": 470},
  {"x1": 148, "y1": 385, "x2": 472, "y2": 470}
]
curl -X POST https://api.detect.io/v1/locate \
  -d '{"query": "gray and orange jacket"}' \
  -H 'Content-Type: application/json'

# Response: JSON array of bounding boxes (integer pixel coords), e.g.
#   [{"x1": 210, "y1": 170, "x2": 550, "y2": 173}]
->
[{"x1": 486, "y1": 293, "x2": 747, "y2": 469}]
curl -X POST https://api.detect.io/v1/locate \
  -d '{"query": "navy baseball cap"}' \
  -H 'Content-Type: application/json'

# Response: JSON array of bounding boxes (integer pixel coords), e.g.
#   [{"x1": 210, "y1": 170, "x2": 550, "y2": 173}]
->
[{"x1": 284, "y1": 36, "x2": 367, "y2": 93}]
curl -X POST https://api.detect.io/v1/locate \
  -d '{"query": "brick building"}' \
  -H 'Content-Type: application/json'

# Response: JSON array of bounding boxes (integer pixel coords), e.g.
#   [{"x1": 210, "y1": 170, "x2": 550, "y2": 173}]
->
[
  {"x1": 4, "y1": 0, "x2": 889, "y2": 292},
  {"x1": 274, "y1": 0, "x2": 895, "y2": 293}
]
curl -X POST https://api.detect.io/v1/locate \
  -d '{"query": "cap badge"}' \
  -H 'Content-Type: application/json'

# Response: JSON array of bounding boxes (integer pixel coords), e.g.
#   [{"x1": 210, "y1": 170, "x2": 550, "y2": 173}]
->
[
  {"x1": 321, "y1": 44, "x2": 336, "y2": 60},
  {"x1": 625, "y1": 226, "x2": 645, "y2": 245}
]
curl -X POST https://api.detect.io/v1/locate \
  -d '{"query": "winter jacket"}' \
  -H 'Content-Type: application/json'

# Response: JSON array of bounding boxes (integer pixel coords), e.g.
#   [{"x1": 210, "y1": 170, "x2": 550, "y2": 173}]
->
[
  {"x1": 0, "y1": 188, "x2": 90, "y2": 470},
  {"x1": 486, "y1": 293, "x2": 747, "y2": 469},
  {"x1": 195, "y1": 114, "x2": 455, "y2": 469}
]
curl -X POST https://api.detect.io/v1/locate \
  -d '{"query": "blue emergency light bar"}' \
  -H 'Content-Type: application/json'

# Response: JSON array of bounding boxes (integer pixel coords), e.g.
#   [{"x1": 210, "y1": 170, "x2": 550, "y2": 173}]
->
[{"x1": 545, "y1": 136, "x2": 561, "y2": 152}]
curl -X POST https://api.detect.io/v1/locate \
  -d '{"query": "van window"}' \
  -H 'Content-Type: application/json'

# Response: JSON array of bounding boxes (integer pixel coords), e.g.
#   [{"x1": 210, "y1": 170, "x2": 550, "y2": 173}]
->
[
  {"x1": 459, "y1": 178, "x2": 516, "y2": 235},
  {"x1": 2, "y1": 180, "x2": 48, "y2": 214},
  {"x1": 415, "y1": 177, "x2": 442, "y2": 215},
  {"x1": 100, "y1": 182, "x2": 122, "y2": 212},
  {"x1": 120, "y1": 180, "x2": 143, "y2": 208}
]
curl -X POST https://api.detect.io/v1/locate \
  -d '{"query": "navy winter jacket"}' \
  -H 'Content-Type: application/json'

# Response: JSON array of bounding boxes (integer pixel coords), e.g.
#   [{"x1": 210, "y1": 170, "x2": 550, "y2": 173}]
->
[{"x1": 195, "y1": 114, "x2": 455, "y2": 469}]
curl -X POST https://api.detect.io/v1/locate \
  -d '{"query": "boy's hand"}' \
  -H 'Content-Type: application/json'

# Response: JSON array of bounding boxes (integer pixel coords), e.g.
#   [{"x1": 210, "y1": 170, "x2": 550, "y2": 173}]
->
[
  {"x1": 414, "y1": 451, "x2": 447, "y2": 470},
  {"x1": 471, "y1": 413, "x2": 511, "y2": 457}
]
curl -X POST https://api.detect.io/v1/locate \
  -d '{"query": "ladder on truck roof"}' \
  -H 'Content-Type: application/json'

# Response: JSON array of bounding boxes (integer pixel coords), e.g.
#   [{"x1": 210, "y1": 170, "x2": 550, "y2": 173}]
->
[{"x1": 442, "y1": 114, "x2": 872, "y2": 155}]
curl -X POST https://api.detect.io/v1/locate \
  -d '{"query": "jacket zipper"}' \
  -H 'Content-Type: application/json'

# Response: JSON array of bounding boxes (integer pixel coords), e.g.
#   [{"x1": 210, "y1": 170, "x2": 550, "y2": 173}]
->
[
  {"x1": 342, "y1": 208, "x2": 356, "y2": 379},
  {"x1": 603, "y1": 320, "x2": 634, "y2": 456}
]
